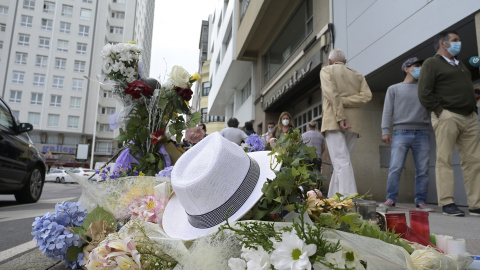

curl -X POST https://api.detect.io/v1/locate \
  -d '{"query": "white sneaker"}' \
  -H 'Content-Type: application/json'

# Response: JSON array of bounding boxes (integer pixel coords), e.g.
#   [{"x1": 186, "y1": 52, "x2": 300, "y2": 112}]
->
[{"x1": 416, "y1": 202, "x2": 434, "y2": 212}]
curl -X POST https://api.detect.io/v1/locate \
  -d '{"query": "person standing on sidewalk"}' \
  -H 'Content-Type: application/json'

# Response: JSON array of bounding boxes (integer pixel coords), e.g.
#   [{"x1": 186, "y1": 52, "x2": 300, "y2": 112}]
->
[
  {"x1": 381, "y1": 57, "x2": 433, "y2": 212},
  {"x1": 220, "y1": 117, "x2": 248, "y2": 145},
  {"x1": 418, "y1": 31, "x2": 480, "y2": 217},
  {"x1": 302, "y1": 121, "x2": 325, "y2": 172},
  {"x1": 320, "y1": 49, "x2": 372, "y2": 198}
]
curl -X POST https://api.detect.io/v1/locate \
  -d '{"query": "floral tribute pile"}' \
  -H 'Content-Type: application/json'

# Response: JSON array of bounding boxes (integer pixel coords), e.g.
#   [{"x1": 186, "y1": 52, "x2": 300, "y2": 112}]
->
[{"x1": 31, "y1": 42, "x2": 474, "y2": 269}]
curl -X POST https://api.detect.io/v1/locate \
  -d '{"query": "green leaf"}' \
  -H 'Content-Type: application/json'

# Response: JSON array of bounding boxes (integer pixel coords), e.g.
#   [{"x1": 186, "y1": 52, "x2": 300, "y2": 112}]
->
[
  {"x1": 66, "y1": 244, "x2": 86, "y2": 261},
  {"x1": 158, "y1": 97, "x2": 167, "y2": 110},
  {"x1": 169, "y1": 124, "x2": 177, "y2": 136},
  {"x1": 146, "y1": 153, "x2": 156, "y2": 163},
  {"x1": 82, "y1": 206, "x2": 117, "y2": 232},
  {"x1": 70, "y1": 227, "x2": 86, "y2": 237}
]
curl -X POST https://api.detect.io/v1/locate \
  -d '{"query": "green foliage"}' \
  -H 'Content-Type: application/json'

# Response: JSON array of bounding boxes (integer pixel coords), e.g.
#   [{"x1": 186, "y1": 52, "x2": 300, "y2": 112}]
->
[
  {"x1": 66, "y1": 244, "x2": 87, "y2": 261},
  {"x1": 253, "y1": 128, "x2": 325, "y2": 220},
  {"x1": 82, "y1": 206, "x2": 118, "y2": 234}
]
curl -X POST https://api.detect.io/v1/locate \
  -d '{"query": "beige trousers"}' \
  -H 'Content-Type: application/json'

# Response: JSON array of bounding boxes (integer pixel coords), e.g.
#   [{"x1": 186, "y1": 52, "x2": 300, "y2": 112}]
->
[{"x1": 431, "y1": 109, "x2": 480, "y2": 209}]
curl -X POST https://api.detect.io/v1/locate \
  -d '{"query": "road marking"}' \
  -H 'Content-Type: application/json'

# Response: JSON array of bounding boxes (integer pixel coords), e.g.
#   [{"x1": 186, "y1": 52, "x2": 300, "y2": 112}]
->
[
  {"x1": 0, "y1": 197, "x2": 78, "y2": 222},
  {"x1": 0, "y1": 241, "x2": 37, "y2": 263}
]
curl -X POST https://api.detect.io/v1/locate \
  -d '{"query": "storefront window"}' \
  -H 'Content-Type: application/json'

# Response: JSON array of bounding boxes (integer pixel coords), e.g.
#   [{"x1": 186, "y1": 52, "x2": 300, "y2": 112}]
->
[{"x1": 262, "y1": 0, "x2": 313, "y2": 84}]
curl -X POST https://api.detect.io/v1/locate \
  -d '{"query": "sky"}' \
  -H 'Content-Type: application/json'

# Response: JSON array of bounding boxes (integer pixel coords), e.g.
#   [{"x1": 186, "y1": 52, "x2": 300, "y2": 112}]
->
[{"x1": 148, "y1": 0, "x2": 219, "y2": 81}]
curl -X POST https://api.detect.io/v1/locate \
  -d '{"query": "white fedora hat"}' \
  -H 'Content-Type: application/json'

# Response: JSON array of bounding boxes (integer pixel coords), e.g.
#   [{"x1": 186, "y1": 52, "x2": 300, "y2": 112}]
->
[{"x1": 162, "y1": 132, "x2": 279, "y2": 241}]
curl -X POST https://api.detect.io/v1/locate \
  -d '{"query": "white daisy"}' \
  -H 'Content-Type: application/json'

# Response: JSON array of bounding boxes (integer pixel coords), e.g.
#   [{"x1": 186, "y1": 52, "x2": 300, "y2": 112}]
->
[
  {"x1": 241, "y1": 246, "x2": 271, "y2": 270},
  {"x1": 270, "y1": 231, "x2": 316, "y2": 270}
]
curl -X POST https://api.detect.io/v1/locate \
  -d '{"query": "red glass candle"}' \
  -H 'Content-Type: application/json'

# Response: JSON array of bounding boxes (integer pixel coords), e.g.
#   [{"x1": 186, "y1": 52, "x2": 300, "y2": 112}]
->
[
  {"x1": 385, "y1": 213, "x2": 407, "y2": 232},
  {"x1": 409, "y1": 210, "x2": 430, "y2": 242}
]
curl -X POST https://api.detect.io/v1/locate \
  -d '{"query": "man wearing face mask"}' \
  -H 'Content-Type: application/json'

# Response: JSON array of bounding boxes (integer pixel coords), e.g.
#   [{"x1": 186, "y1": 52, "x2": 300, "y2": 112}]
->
[
  {"x1": 418, "y1": 31, "x2": 480, "y2": 217},
  {"x1": 320, "y1": 49, "x2": 372, "y2": 198},
  {"x1": 381, "y1": 57, "x2": 433, "y2": 212}
]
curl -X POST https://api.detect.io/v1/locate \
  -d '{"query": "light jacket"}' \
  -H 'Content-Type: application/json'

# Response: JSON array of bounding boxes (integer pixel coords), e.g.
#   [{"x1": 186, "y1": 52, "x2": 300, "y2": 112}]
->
[{"x1": 320, "y1": 62, "x2": 372, "y2": 136}]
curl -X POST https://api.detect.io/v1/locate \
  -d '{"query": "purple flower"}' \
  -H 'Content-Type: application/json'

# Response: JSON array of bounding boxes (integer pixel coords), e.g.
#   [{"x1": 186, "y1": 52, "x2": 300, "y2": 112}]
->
[
  {"x1": 245, "y1": 134, "x2": 265, "y2": 152},
  {"x1": 155, "y1": 166, "x2": 174, "y2": 178}
]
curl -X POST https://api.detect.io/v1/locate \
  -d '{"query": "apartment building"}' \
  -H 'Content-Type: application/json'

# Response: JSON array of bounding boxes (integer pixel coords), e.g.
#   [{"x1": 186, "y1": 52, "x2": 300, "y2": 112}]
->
[
  {"x1": 206, "y1": 0, "x2": 480, "y2": 204},
  {"x1": 0, "y1": 0, "x2": 154, "y2": 170},
  {"x1": 192, "y1": 20, "x2": 224, "y2": 135}
]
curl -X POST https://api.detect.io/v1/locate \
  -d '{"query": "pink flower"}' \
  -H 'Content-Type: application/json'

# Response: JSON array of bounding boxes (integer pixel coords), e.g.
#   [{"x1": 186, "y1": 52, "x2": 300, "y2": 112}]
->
[
  {"x1": 307, "y1": 189, "x2": 323, "y2": 198},
  {"x1": 185, "y1": 126, "x2": 206, "y2": 144}
]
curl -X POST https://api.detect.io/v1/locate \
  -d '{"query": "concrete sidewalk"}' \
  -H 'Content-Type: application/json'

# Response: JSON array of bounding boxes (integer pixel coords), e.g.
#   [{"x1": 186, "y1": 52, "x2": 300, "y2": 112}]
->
[{"x1": 0, "y1": 202, "x2": 478, "y2": 270}]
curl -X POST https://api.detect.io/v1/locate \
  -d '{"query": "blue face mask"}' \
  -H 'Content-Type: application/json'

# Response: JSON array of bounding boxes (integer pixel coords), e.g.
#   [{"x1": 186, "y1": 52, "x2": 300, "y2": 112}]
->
[
  {"x1": 268, "y1": 129, "x2": 272, "y2": 133},
  {"x1": 447, "y1": 41, "x2": 461, "y2": 56},
  {"x1": 410, "y1": 67, "x2": 421, "y2": 79}
]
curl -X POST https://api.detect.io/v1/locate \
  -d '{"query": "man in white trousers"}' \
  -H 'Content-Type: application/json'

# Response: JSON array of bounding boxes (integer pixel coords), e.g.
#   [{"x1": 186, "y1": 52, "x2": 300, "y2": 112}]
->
[{"x1": 320, "y1": 49, "x2": 372, "y2": 198}]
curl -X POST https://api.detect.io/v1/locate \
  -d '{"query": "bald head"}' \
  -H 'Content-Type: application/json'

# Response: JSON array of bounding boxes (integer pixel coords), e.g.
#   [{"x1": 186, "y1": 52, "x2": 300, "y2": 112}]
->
[{"x1": 328, "y1": 49, "x2": 346, "y2": 65}]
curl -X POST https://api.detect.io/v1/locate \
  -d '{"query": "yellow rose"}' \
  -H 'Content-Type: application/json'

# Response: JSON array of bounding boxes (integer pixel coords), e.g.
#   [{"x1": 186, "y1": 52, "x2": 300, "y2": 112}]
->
[{"x1": 190, "y1": 72, "x2": 201, "y2": 82}]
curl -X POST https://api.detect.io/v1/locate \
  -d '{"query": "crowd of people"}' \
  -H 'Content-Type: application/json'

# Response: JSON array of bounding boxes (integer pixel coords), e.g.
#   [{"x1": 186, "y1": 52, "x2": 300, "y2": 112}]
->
[{"x1": 194, "y1": 30, "x2": 479, "y2": 217}]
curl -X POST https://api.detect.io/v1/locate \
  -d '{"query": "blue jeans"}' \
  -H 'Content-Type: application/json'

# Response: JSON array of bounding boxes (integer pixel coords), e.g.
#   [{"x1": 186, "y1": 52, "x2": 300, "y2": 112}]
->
[{"x1": 386, "y1": 130, "x2": 430, "y2": 204}]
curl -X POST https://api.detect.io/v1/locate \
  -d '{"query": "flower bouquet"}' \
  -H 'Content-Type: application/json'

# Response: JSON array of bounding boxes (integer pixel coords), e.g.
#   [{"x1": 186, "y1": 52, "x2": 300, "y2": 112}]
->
[{"x1": 100, "y1": 42, "x2": 201, "y2": 176}]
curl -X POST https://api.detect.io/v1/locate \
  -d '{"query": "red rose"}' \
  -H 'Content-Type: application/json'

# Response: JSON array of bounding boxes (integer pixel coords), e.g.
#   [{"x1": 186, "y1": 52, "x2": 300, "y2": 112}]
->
[
  {"x1": 125, "y1": 80, "x2": 153, "y2": 99},
  {"x1": 174, "y1": 86, "x2": 193, "y2": 101},
  {"x1": 150, "y1": 128, "x2": 165, "y2": 145}
]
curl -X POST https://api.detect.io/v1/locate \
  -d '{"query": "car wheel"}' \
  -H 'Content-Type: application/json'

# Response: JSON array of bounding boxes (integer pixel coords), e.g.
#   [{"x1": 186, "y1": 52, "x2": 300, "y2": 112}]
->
[
  {"x1": 61, "y1": 177, "x2": 65, "y2": 184},
  {"x1": 55, "y1": 177, "x2": 60, "y2": 183},
  {"x1": 14, "y1": 167, "x2": 44, "y2": 204}
]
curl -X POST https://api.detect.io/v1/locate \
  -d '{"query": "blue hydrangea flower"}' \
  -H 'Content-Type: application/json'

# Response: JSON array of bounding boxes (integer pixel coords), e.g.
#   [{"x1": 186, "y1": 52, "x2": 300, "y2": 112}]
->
[
  {"x1": 156, "y1": 166, "x2": 174, "y2": 178},
  {"x1": 32, "y1": 201, "x2": 88, "y2": 266},
  {"x1": 245, "y1": 134, "x2": 265, "y2": 152}
]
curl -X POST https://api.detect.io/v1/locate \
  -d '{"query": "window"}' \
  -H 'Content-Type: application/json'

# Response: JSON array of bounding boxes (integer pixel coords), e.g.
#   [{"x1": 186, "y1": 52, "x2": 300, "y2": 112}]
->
[
  {"x1": 33, "y1": 73, "x2": 46, "y2": 86},
  {"x1": 15, "y1": 52, "x2": 28, "y2": 65},
  {"x1": 46, "y1": 134, "x2": 58, "y2": 143},
  {"x1": 54, "y1": 58, "x2": 66, "y2": 70},
  {"x1": 52, "y1": 76, "x2": 64, "y2": 88},
  {"x1": 36, "y1": 55, "x2": 48, "y2": 67},
  {"x1": 31, "y1": 93, "x2": 43, "y2": 105},
  {"x1": 262, "y1": 0, "x2": 313, "y2": 83},
  {"x1": 23, "y1": 0, "x2": 35, "y2": 10},
  {"x1": 0, "y1": 23, "x2": 5, "y2": 32},
  {"x1": 96, "y1": 141, "x2": 112, "y2": 153},
  {"x1": 74, "y1": 60, "x2": 86, "y2": 72},
  {"x1": 41, "y1": 19, "x2": 53, "y2": 30},
  {"x1": 70, "y1": 97, "x2": 81, "y2": 109},
  {"x1": 38, "y1": 36, "x2": 50, "y2": 49},
  {"x1": 43, "y1": 1, "x2": 55, "y2": 13},
  {"x1": 83, "y1": 0, "x2": 92, "y2": 3},
  {"x1": 80, "y1": 8, "x2": 91, "y2": 20},
  {"x1": 18, "y1": 34, "x2": 30, "y2": 46},
  {"x1": 62, "y1": 5, "x2": 73, "y2": 17},
  {"x1": 241, "y1": 79, "x2": 251, "y2": 104},
  {"x1": 240, "y1": 0, "x2": 250, "y2": 21},
  {"x1": 76, "y1": 43, "x2": 87, "y2": 54},
  {"x1": 102, "y1": 90, "x2": 113, "y2": 98},
  {"x1": 78, "y1": 25, "x2": 89, "y2": 37},
  {"x1": 0, "y1": 5, "x2": 8, "y2": 14},
  {"x1": 28, "y1": 112, "x2": 40, "y2": 126},
  {"x1": 113, "y1": 0, "x2": 126, "y2": 3},
  {"x1": 50, "y1": 95, "x2": 62, "y2": 107},
  {"x1": 202, "y1": 82, "x2": 211, "y2": 96},
  {"x1": 12, "y1": 110, "x2": 20, "y2": 119},
  {"x1": 57, "y1": 40, "x2": 68, "y2": 52},
  {"x1": 21, "y1": 15, "x2": 33, "y2": 27},
  {"x1": 59, "y1": 22, "x2": 71, "y2": 34},
  {"x1": 111, "y1": 11, "x2": 125, "y2": 19},
  {"x1": 63, "y1": 136, "x2": 79, "y2": 145},
  {"x1": 12, "y1": 71, "x2": 25, "y2": 84},
  {"x1": 47, "y1": 114, "x2": 59, "y2": 127},
  {"x1": 72, "y1": 78, "x2": 84, "y2": 91},
  {"x1": 9, "y1": 90, "x2": 22, "y2": 103},
  {"x1": 101, "y1": 107, "x2": 115, "y2": 115},
  {"x1": 67, "y1": 116, "x2": 79, "y2": 128},
  {"x1": 99, "y1": 124, "x2": 112, "y2": 132},
  {"x1": 109, "y1": 26, "x2": 123, "y2": 34}
]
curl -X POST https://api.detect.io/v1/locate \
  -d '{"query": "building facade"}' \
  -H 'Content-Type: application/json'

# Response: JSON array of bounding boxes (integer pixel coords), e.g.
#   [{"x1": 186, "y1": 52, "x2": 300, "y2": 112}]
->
[
  {"x1": 0, "y1": 0, "x2": 154, "y2": 170},
  {"x1": 205, "y1": 0, "x2": 480, "y2": 205}
]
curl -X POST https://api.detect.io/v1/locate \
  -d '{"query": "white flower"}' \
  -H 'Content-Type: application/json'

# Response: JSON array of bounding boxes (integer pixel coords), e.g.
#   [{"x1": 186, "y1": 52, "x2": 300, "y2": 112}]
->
[
  {"x1": 324, "y1": 250, "x2": 345, "y2": 268},
  {"x1": 169, "y1": 65, "x2": 190, "y2": 88},
  {"x1": 312, "y1": 262, "x2": 332, "y2": 270},
  {"x1": 270, "y1": 231, "x2": 317, "y2": 270},
  {"x1": 228, "y1": 258, "x2": 247, "y2": 270},
  {"x1": 241, "y1": 246, "x2": 271, "y2": 270}
]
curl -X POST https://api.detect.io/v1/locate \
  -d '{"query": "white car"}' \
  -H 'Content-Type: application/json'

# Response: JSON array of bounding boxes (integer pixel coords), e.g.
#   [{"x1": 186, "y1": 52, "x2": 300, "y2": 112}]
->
[
  {"x1": 71, "y1": 168, "x2": 98, "y2": 180},
  {"x1": 45, "y1": 169, "x2": 74, "y2": 183}
]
